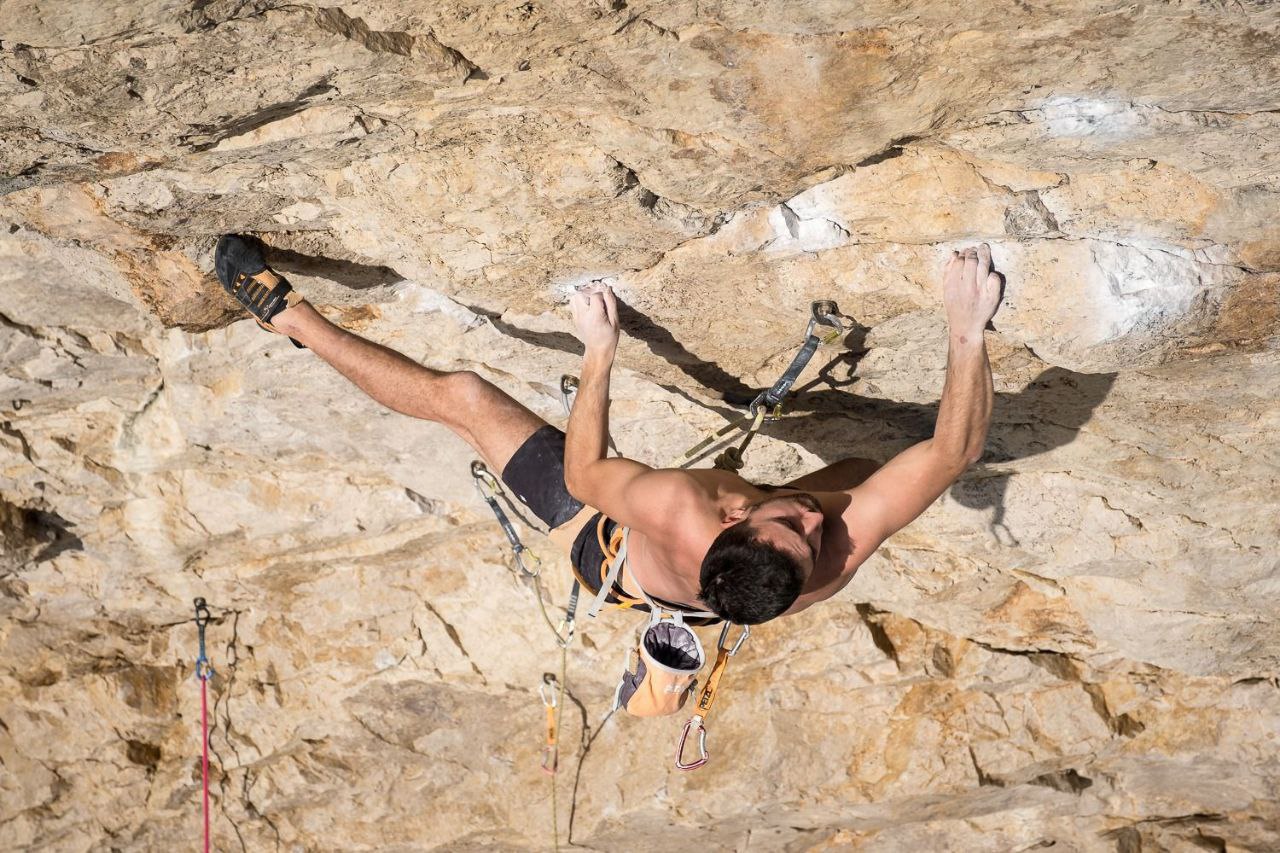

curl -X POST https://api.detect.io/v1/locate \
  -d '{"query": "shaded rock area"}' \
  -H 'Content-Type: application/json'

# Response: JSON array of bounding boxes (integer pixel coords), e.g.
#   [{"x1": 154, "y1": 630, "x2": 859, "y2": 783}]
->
[{"x1": 2, "y1": 1, "x2": 1279, "y2": 850}]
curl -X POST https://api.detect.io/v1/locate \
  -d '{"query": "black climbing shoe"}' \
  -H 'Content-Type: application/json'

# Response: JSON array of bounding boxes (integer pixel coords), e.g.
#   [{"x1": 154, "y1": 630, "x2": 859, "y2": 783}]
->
[{"x1": 214, "y1": 234, "x2": 306, "y2": 349}]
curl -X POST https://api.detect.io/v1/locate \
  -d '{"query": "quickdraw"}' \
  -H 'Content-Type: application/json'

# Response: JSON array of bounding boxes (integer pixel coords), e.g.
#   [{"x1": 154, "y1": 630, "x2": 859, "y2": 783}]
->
[
  {"x1": 471, "y1": 460, "x2": 578, "y2": 648},
  {"x1": 471, "y1": 460, "x2": 542, "y2": 580},
  {"x1": 676, "y1": 300, "x2": 851, "y2": 472},
  {"x1": 675, "y1": 622, "x2": 750, "y2": 770},
  {"x1": 193, "y1": 598, "x2": 215, "y2": 853},
  {"x1": 539, "y1": 673, "x2": 562, "y2": 774}
]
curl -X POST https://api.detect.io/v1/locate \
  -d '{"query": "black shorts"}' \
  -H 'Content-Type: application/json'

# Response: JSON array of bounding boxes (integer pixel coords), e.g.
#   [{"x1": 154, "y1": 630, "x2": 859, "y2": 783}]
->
[
  {"x1": 498, "y1": 425, "x2": 618, "y2": 595},
  {"x1": 499, "y1": 424, "x2": 585, "y2": 529}
]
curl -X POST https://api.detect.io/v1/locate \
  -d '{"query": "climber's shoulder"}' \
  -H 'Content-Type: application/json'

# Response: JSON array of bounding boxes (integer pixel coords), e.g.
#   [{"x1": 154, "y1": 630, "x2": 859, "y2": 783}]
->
[{"x1": 675, "y1": 465, "x2": 757, "y2": 496}]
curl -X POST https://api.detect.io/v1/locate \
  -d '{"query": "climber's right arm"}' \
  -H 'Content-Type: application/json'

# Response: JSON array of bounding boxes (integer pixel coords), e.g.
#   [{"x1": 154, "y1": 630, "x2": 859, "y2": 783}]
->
[{"x1": 563, "y1": 284, "x2": 692, "y2": 532}]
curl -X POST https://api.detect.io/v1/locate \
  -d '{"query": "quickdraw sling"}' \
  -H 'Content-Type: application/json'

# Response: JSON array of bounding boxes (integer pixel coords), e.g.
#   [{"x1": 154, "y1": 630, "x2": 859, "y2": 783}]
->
[{"x1": 192, "y1": 598, "x2": 215, "y2": 853}]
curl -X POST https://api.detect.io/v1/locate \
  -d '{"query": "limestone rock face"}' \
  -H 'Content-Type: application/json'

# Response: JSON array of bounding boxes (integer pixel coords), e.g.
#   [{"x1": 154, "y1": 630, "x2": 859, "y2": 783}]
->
[{"x1": 2, "y1": 1, "x2": 1279, "y2": 850}]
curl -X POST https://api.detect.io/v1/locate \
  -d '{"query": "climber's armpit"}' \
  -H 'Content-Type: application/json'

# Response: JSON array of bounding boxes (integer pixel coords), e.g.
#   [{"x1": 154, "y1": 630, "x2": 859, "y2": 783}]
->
[
  {"x1": 842, "y1": 439, "x2": 968, "y2": 558},
  {"x1": 782, "y1": 457, "x2": 882, "y2": 493},
  {"x1": 566, "y1": 461, "x2": 701, "y2": 539}
]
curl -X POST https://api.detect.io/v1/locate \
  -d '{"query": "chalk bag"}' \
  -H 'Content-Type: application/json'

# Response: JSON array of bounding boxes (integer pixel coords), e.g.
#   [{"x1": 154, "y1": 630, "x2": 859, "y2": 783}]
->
[{"x1": 613, "y1": 612, "x2": 707, "y2": 718}]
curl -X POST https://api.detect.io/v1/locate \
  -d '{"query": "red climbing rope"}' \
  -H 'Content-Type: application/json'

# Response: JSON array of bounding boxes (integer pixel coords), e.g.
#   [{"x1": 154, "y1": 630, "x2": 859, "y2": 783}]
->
[
  {"x1": 194, "y1": 598, "x2": 214, "y2": 853},
  {"x1": 200, "y1": 673, "x2": 210, "y2": 853}
]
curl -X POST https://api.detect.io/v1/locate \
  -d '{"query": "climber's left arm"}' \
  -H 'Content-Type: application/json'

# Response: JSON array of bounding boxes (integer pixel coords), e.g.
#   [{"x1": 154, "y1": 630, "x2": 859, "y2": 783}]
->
[{"x1": 835, "y1": 245, "x2": 1001, "y2": 568}]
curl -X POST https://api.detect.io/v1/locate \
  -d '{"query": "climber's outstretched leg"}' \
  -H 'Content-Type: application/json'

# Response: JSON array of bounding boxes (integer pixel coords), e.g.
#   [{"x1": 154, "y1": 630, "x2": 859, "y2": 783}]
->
[
  {"x1": 213, "y1": 234, "x2": 546, "y2": 475},
  {"x1": 271, "y1": 299, "x2": 546, "y2": 473},
  {"x1": 276, "y1": 300, "x2": 587, "y2": 530}
]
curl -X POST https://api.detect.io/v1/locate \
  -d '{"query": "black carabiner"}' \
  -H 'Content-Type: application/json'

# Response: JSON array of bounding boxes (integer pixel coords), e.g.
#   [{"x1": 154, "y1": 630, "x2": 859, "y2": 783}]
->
[{"x1": 193, "y1": 598, "x2": 215, "y2": 681}]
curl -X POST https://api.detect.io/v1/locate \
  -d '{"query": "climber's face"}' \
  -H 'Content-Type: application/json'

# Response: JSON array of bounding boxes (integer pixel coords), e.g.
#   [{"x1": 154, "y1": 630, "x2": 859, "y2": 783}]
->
[{"x1": 746, "y1": 492, "x2": 824, "y2": 578}]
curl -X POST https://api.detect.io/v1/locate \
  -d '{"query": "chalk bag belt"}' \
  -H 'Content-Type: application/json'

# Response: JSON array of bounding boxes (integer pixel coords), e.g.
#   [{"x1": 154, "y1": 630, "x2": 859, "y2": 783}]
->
[
  {"x1": 676, "y1": 299, "x2": 850, "y2": 472},
  {"x1": 193, "y1": 597, "x2": 215, "y2": 853},
  {"x1": 675, "y1": 621, "x2": 750, "y2": 771}
]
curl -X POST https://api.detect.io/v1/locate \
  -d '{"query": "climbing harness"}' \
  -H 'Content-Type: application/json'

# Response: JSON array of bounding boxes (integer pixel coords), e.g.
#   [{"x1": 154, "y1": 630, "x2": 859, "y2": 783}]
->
[
  {"x1": 193, "y1": 597, "x2": 215, "y2": 853},
  {"x1": 676, "y1": 300, "x2": 851, "y2": 472}
]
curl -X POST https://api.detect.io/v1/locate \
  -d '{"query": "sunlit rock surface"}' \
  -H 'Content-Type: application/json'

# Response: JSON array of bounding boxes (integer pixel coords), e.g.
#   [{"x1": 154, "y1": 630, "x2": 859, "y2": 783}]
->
[{"x1": 2, "y1": 1, "x2": 1279, "y2": 850}]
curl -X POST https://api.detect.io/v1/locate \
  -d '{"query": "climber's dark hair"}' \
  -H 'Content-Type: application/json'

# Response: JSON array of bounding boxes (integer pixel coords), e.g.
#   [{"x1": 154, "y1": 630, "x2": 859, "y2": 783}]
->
[{"x1": 698, "y1": 521, "x2": 805, "y2": 625}]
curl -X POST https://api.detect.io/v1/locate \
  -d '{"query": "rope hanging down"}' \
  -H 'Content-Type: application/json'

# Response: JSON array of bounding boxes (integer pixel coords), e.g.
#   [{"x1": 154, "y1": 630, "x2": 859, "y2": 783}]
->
[{"x1": 193, "y1": 598, "x2": 215, "y2": 853}]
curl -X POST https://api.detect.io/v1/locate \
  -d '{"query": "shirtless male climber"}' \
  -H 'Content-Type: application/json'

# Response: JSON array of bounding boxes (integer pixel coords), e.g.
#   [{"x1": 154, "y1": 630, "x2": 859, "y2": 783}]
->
[{"x1": 214, "y1": 235, "x2": 1003, "y2": 624}]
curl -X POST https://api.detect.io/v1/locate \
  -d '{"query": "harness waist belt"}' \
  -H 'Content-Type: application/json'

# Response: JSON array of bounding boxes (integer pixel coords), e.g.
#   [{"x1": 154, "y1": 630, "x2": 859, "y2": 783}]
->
[{"x1": 568, "y1": 513, "x2": 720, "y2": 625}]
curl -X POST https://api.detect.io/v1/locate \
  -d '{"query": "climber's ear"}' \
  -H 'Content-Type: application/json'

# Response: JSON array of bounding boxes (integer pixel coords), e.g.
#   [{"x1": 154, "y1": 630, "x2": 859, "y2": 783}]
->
[{"x1": 721, "y1": 505, "x2": 750, "y2": 526}]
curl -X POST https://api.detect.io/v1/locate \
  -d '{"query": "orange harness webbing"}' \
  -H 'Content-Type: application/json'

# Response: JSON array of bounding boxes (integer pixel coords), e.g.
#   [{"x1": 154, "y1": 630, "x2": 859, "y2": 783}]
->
[{"x1": 568, "y1": 516, "x2": 645, "y2": 611}]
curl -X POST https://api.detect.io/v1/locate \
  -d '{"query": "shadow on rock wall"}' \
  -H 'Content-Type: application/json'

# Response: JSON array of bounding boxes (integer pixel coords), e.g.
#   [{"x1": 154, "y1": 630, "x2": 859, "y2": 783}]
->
[{"x1": 772, "y1": 350, "x2": 1118, "y2": 544}]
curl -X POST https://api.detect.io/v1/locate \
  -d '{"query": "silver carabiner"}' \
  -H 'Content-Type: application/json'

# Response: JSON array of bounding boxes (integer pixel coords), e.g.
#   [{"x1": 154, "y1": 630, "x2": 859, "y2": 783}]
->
[
  {"x1": 559, "y1": 374, "x2": 578, "y2": 417},
  {"x1": 539, "y1": 674, "x2": 559, "y2": 708},
  {"x1": 514, "y1": 547, "x2": 543, "y2": 580},
  {"x1": 718, "y1": 622, "x2": 750, "y2": 656},
  {"x1": 471, "y1": 459, "x2": 499, "y2": 497},
  {"x1": 555, "y1": 618, "x2": 576, "y2": 648},
  {"x1": 807, "y1": 300, "x2": 848, "y2": 342}
]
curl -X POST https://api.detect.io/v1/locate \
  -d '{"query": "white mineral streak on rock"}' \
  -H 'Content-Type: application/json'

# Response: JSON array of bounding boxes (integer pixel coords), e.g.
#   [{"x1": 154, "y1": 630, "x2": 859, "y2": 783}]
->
[
  {"x1": 1036, "y1": 97, "x2": 1152, "y2": 140},
  {"x1": 1, "y1": 1, "x2": 1279, "y2": 850},
  {"x1": 1087, "y1": 240, "x2": 1206, "y2": 340}
]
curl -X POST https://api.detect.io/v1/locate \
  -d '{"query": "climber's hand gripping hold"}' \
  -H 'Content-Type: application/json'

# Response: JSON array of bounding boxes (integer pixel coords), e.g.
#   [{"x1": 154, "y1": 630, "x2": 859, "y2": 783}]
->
[
  {"x1": 570, "y1": 281, "x2": 621, "y2": 357},
  {"x1": 944, "y1": 242, "x2": 1004, "y2": 342}
]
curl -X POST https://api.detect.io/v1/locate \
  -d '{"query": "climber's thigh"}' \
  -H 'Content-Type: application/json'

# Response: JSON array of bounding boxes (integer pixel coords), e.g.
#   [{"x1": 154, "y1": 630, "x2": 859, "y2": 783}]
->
[
  {"x1": 782, "y1": 457, "x2": 882, "y2": 492},
  {"x1": 438, "y1": 371, "x2": 549, "y2": 475}
]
